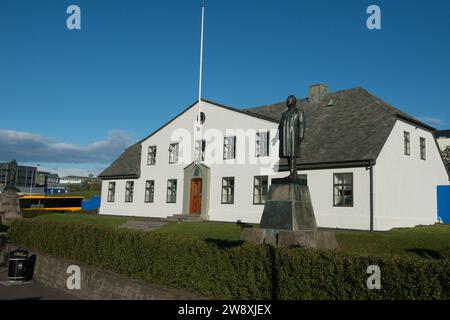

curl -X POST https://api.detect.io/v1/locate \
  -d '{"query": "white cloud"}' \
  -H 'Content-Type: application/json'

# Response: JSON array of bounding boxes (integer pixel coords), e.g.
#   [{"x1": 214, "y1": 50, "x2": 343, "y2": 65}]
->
[
  {"x1": 36, "y1": 165, "x2": 104, "y2": 178},
  {"x1": 0, "y1": 129, "x2": 134, "y2": 165},
  {"x1": 417, "y1": 116, "x2": 447, "y2": 127}
]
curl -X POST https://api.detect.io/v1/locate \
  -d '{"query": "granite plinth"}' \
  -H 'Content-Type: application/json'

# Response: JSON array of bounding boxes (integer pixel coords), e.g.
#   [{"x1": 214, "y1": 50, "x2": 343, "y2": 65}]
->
[
  {"x1": 0, "y1": 188, "x2": 22, "y2": 222},
  {"x1": 240, "y1": 228, "x2": 338, "y2": 250},
  {"x1": 260, "y1": 180, "x2": 317, "y2": 231},
  {"x1": 242, "y1": 178, "x2": 338, "y2": 250}
]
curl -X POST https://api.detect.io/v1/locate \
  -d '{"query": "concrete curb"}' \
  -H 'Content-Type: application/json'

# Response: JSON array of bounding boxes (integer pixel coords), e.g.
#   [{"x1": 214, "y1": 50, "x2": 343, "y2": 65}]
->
[{"x1": 1, "y1": 244, "x2": 205, "y2": 300}]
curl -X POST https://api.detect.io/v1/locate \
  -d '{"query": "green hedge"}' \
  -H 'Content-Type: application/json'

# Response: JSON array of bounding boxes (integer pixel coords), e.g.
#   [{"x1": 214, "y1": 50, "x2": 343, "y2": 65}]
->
[{"x1": 9, "y1": 219, "x2": 450, "y2": 300}]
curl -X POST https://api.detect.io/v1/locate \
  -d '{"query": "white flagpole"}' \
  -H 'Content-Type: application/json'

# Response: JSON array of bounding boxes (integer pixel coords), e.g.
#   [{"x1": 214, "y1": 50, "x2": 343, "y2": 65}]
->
[
  {"x1": 198, "y1": 0, "x2": 205, "y2": 105},
  {"x1": 195, "y1": 0, "x2": 206, "y2": 163}
]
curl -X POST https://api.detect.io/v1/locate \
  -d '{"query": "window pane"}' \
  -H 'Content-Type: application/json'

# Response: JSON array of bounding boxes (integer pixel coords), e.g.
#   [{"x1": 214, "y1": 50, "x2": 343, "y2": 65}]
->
[
  {"x1": 125, "y1": 181, "x2": 134, "y2": 202},
  {"x1": 333, "y1": 173, "x2": 353, "y2": 207},
  {"x1": 167, "y1": 180, "x2": 177, "y2": 202},
  {"x1": 404, "y1": 132, "x2": 411, "y2": 155},
  {"x1": 224, "y1": 137, "x2": 236, "y2": 159},
  {"x1": 343, "y1": 174, "x2": 353, "y2": 184},
  {"x1": 222, "y1": 178, "x2": 234, "y2": 204},
  {"x1": 108, "y1": 182, "x2": 115, "y2": 202},
  {"x1": 253, "y1": 176, "x2": 268, "y2": 204},
  {"x1": 420, "y1": 138, "x2": 426, "y2": 160},
  {"x1": 261, "y1": 193, "x2": 266, "y2": 203},
  {"x1": 145, "y1": 180, "x2": 154, "y2": 203},
  {"x1": 148, "y1": 146, "x2": 157, "y2": 165},
  {"x1": 169, "y1": 144, "x2": 178, "y2": 163}
]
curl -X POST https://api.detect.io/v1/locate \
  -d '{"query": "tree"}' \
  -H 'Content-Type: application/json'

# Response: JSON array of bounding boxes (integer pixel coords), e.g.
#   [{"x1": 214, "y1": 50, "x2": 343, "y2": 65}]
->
[{"x1": 442, "y1": 146, "x2": 450, "y2": 168}]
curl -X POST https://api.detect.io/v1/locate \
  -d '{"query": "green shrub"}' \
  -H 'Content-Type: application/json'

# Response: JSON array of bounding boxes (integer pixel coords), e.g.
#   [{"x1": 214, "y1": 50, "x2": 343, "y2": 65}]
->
[
  {"x1": 9, "y1": 219, "x2": 450, "y2": 300},
  {"x1": 0, "y1": 223, "x2": 9, "y2": 233}
]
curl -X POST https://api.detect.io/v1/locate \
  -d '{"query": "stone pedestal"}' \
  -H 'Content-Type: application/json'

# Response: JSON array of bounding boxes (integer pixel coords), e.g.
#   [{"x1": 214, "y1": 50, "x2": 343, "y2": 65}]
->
[
  {"x1": 0, "y1": 188, "x2": 22, "y2": 223},
  {"x1": 241, "y1": 178, "x2": 338, "y2": 250},
  {"x1": 260, "y1": 178, "x2": 317, "y2": 231}
]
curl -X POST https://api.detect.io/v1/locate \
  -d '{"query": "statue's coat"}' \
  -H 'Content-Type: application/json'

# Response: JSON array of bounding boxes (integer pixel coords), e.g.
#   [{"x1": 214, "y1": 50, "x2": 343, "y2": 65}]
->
[{"x1": 278, "y1": 106, "x2": 305, "y2": 158}]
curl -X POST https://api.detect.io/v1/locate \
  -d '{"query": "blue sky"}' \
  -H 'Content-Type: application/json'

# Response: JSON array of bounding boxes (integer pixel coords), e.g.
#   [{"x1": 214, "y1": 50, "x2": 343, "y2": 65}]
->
[{"x1": 0, "y1": 0, "x2": 449, "y2": 175}]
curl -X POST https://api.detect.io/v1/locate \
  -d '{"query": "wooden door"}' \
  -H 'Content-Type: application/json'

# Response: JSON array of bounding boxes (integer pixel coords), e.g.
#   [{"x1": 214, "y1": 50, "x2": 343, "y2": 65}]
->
[{"x1": 189, "y1": 179, "x2": 202, "y2": 215}]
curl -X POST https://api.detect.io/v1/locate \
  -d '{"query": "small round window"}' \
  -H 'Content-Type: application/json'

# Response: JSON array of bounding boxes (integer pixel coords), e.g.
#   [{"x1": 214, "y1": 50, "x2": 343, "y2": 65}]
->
[{"x1": 197, "y1": 112, "x2": 206, "y2": 124}]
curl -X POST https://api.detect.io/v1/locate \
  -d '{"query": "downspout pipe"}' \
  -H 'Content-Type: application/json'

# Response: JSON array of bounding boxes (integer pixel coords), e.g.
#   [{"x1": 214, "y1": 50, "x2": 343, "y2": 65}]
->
[{"x1": 369, "y1": 159, "x2": 374, "y2": 231}]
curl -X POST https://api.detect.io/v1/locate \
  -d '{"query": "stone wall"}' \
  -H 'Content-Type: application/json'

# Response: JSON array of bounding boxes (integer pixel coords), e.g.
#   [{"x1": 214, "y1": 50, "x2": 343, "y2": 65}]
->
[
  {"x1": 0, "y1": 244, "x2": 204, "y2": 300},
  {"x1": 0, "y1": 189, "x2": 21, "y2": 222}
]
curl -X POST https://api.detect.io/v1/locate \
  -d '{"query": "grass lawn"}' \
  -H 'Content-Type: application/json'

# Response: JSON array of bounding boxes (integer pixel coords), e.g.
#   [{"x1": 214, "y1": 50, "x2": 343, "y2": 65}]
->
[
  {"x1": 53, "y1": 190, "x2": 101, "y2": 199},
  {"x1": 33, "y1": 213, "x2": 128, "y2": 228},
  {"x1": 20, "y1": 212, "x2": 450, "y2": 260},
  {"x1": 336, "y1": 224, "x2": 450, "y2": 260},
  {"x1": 156, "y1": 223, "x2": 450, "y2": 259},
  {"x1": 155, "y1": 221, "x2": 248, "y2": 242}
]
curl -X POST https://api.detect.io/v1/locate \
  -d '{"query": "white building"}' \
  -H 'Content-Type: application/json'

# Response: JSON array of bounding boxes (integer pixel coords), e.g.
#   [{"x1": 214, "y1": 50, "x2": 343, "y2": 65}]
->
[
  {"x1": 99, "y1": 85, "x2": 449, "y2": 231},
  {"x1": 59, "y1": 176, "x2": 85, "y2": 185}
]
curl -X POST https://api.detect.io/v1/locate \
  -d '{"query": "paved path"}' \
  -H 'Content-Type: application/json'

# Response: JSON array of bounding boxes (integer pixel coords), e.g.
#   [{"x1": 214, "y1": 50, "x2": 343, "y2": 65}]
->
[
  {"x1": 119, "y1": 218, "x2": 168, "y2": 232},
  {"x1": 0, "y1": 267, "x2": 79, "y2": 300}
]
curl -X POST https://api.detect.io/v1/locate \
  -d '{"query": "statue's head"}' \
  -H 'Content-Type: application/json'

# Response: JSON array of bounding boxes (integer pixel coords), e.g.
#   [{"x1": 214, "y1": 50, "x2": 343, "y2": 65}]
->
[{"x1": 286, "y1": 95, "x2": 297, "y2": 109}]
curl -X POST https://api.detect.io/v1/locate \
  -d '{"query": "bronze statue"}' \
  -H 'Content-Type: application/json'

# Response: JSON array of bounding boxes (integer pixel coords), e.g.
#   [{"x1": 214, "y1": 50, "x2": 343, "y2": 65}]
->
[{"x1": 278, "y1": 95, "x2": 305, "y2": 179}]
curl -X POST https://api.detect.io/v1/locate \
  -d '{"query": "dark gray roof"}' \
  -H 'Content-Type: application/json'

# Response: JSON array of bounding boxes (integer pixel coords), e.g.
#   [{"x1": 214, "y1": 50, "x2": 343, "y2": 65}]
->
[
  {"x1": 98, "y1": 142, "x2": 141, "y2": 179},
  {"x1": 99, "y1": 87, "x2": 438, "y2": 179},
  {"x1": 245, "y1": 87, "x2": 435, "y2": 166},
  {"x1": 435, "y1": 130, "x2": 450, "y2": 139}
]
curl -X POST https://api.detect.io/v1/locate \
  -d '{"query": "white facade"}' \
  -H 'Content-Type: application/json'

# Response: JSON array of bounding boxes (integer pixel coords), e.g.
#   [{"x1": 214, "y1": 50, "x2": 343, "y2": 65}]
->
[
  {"x1": 100, "y1": 101, "x2": 449, "y2": 231},
  {"x1": 374, "y1": 120, "x2": 449, "y2": 230},
  {"x1": 60, "y1": 176, "x2": 84, "y2": 184}
]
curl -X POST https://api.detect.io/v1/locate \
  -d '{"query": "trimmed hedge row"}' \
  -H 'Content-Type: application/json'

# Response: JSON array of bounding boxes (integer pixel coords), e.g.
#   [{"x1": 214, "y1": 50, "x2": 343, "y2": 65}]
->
[{"x1": 9, "y1": 219, "x2": 450, "y2": 300}]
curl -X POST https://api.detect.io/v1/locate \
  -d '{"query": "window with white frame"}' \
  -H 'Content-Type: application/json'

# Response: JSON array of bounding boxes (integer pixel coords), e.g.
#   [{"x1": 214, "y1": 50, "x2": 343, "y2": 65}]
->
[
  {"x1": 169, "y1": 143, "x2": 179, "y2": 164},
  {"x1": 223, "y1": 136, "x2": 236, "y2": 160},
  {"x1": 256, "y1": 131, "x2": 270, "y2": 157},
  {"x1": 107, "y1": 182, "x2": 116, "y2": 202},
  {"x1": 195, "y1": 140, "x2": 206, "y2": 162},
  {"x1": 253, "y1": 176, "x2": 268, "y2": 205},
  {"x1": 166, "y1": 179, "x2": 177, "y2": 203},
  {"x1": 147, "y1": 146, "x2": 157, "y2": 165},
  {"x1": 404, "y1": 131, "x2": 410, "y2": 156},
  {"x1": 125, "y1": 181, "x2": 134, "y2": 203},
  {"x1": 145, "y1": 180, "x2": 155, "y2": 203},
  {"x1": 221, "y1": 177, "x2": 235, "y2": 204},
  {"x1": 420, "y1": 137, "x2": 426, "y2": 160},
  {"x1": 333, "y1": 173, "x2": 353, "y2": 207}
]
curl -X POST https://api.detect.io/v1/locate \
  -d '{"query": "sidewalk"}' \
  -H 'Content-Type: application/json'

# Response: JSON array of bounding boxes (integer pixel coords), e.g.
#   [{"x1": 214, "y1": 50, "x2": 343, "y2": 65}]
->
[{"x1": 0, "y1": 267, "x2": 79, "y2": 300}]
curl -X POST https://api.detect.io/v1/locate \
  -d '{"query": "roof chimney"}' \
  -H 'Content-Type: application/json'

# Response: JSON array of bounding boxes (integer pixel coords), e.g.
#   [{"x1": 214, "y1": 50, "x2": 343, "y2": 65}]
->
[{"x1": 308, "y1": 84, "x2": 328, "y2": 103}]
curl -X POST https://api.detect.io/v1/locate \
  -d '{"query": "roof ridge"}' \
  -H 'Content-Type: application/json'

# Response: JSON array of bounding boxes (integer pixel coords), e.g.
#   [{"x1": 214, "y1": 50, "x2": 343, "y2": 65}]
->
[
  {"x1": 357, "y1": 88, "x2": 435, "y2": 131},
  {"x1": 244, "y1": 87, "x2": 363, "y2": 111}
]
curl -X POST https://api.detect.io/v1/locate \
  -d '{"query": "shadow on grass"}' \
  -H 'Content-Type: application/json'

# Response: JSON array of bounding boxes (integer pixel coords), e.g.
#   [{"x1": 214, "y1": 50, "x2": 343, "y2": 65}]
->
[
  {"x1": 203, "y1": 222, "x2": 254, "y2": 249},
  {"x1": 204, "y1": 239, "x2": 243, "y2": 249},
  {"x1": 0, "y1": 224, "x2": 9, "y2": 233},
  {"x1": 405, "y1": 248, "x2": 445, "y2": 260}
]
